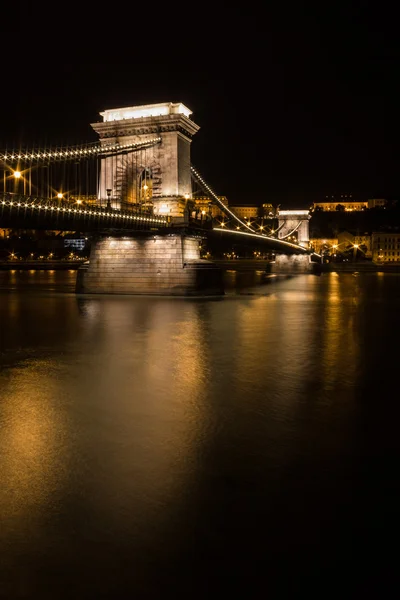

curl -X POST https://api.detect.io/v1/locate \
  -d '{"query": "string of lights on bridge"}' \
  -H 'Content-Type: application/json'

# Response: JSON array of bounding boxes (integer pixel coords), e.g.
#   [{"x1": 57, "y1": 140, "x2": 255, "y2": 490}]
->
[
  {"x1": 0, "y1": 193, "x2": 167, "y2": 226},
  {"x1": 0, "y1": 137, "x2": 162, "y2": 163},
  {"x1": 190, "y1": 165, "x2": 309, "y2": 252},
  {"x1": 1, "y1": 137, "x2": 313, "y2": 253}
]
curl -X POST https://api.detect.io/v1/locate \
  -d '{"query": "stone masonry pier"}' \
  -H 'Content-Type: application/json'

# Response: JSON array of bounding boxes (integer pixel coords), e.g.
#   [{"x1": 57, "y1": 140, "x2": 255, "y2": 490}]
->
[
  {"x1": 271, "y1": 253, "x2": 319, "y2": 273},
  {"x1": 76, "y1": 233, "x2": 224, "y2": 296}
]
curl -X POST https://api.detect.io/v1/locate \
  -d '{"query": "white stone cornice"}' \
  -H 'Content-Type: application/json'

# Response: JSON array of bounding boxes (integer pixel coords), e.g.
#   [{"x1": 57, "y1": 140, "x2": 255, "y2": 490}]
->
[{"x1": 91, "y1": 113, "x2": 200, "y2": 139}]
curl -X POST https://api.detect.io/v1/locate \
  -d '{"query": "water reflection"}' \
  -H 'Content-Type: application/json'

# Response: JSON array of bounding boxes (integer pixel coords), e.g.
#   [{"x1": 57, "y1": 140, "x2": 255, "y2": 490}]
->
[
  {"x1": 1, "y1": 271, "x2": 400, "y2": 597},
  {"x1": 0, "y1": 360, "x2": 70, "y2": 535}
]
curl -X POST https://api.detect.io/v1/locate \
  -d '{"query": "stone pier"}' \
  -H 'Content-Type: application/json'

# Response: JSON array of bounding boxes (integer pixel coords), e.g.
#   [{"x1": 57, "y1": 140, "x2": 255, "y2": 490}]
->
[
  {"x1": 271, "y1": 253, "x2": 319, "y2": 274},
  {"x1": 76, "y1": 233, "x2": 224, "y2": 296}
]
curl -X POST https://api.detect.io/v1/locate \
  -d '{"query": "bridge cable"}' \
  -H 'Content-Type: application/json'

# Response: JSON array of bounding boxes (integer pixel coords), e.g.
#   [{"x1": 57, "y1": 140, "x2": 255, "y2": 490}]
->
[
  {"x1": 190, "y1": 165, "x2": 311, "y2": 252},
  {"x1": 0, "y1": 138, "x2": 162, "y2": 165},
  {"x1": 279, "y1": 219, "x2": 303, "y2": 240},
  {"x1": 190, "y1": 165, "x2": 259, "y2": 233}
]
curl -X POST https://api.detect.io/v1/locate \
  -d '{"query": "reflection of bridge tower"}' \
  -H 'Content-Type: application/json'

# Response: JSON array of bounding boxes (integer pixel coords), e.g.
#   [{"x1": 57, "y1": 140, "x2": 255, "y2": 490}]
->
[
  {"x1": 91, "y1": 102, "x2": 200, "y2": 215},
  {"x1": 277, "y1": 209, "x2": 311, "y2": 248}
]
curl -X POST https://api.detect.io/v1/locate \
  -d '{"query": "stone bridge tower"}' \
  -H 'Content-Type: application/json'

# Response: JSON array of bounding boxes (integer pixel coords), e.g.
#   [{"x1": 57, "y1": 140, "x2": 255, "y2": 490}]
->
[
  {"x1": 91, "y1": 102, "x2": 200, "y2": 217},
  {"x1": 277, "y1": 209, "x2": 311, "y2": 249}
]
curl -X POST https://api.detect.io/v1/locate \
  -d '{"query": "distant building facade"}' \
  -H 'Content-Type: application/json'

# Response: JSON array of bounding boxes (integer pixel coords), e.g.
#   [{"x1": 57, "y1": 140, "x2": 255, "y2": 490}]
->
[
  {"x1": 309, "y1": 238, "x2": 339, "y2": 255},
  {"x1": 261, "y1": 203, "x2": 276, "y2": 217},
  {"x1": 185, "y1": 199, "x2": 279, "y2": 222},
  {"x1": 229, "y1": 205, "x2": 259, "y2": 219},
  {"x1": 367, "y1": 198, "x2": 387, "y2": 209},
  {"x1": 337, "y1": 230, "x2": 372, "y2": 257},
  {"x1": 189, "y1": 196, "x2": 229, "y2": 218},
  {"x1": 314, "y1": 194, "x2": 368, "y2": 211},
  {"x1": 371, "y1": 231, "x2": 400, "y2": 262}
]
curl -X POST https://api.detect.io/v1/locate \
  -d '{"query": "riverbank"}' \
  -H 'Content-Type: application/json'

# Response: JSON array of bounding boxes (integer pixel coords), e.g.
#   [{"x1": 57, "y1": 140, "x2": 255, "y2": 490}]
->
[
  {"x1": 0, "y1": 260, "x2": 83, "y2": 270},
  {"x1": 210, "y1": 259, "x2": 400, "y2": 274},
  {"x1": 320, "y1": 261, "x2": 400, "y2": 273},
  {"x1": 1, "y1": 259, "x2": 399, "y2": 274}
]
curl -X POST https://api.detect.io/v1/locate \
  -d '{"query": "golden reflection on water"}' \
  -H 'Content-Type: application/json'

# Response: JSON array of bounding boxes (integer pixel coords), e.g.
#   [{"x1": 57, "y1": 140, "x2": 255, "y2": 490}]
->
[
  {"x1": 321, "y1": 274, "x2": 344, "y2": 392},
  {"x1": 0, "y1": 360, "x2": 69, "y2": 531},
  {"x1": 321, "y1": 274, "x2": 360, "y2": 390},
  {"x1": 1, "y1": 271, "x2": 392, "y2": 546},
  {"x1": 58, "y1": 298, "x2": 210, "y2": 522},
  {"x1": 235, "y1": 296, "x2": 278, "y2": 381}
]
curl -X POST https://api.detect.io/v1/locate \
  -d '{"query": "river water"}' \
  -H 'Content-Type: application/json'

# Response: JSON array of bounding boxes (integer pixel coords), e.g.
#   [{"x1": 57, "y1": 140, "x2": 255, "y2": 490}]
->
[{"x1": 1, "y1": 270, "x2": 399, "y2": 598}]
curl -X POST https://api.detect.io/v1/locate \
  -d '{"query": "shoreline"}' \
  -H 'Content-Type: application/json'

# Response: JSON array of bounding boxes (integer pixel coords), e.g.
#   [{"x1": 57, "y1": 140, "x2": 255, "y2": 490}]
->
[
  {"x1": 319, "y1": 262, "x2": 400, "y2": 273},
  {"x1": 1, "y1": 260, "x2": 400, "y2": 274},
  {"x1": 0, "y1": 261, "x2": 83, "y2": 270}
]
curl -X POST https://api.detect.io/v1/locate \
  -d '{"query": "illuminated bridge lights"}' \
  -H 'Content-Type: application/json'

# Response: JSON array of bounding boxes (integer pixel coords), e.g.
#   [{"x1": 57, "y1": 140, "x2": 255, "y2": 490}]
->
[
  {"x1": 213, "y1": 227, "x2": 308, "y2": 251},
  {"x1": 190, "y1": 164, "x2": 310, "y2": 253},
  {"x1": 190, "y1": 165, "x2": 255, "y2": 234},
  {"x1": 0, "y1": 193, "x2": 167, "y2": 229},
  {"x1": 0, "y1": 137, "x2": 162, "y2": 164}
]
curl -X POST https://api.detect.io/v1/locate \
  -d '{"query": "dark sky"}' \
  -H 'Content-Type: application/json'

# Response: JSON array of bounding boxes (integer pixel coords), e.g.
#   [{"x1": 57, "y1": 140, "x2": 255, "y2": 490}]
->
[{"x1": 1, "y1": 3, "x2": 398, "y2": 208}]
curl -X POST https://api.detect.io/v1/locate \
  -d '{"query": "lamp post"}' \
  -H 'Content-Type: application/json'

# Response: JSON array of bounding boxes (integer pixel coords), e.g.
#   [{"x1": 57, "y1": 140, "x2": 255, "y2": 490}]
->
[{"x1": 353, "y1": 243, "x2": 359, "y2": 262}]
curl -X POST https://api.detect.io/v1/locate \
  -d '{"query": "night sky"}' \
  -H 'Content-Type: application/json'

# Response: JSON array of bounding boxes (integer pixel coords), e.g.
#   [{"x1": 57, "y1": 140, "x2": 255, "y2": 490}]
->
[{"x1": 1, "y1": 4, "x2": 398, "y2": 209}]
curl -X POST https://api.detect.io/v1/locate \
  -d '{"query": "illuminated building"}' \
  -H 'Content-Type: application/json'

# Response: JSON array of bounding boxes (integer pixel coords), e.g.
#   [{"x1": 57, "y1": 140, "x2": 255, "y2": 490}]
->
[
  {"x1": 367, "y1": 198, "x2": 387, "y2": 209},
  {"x1": 313, "y1": 194, "x2": 368, "y2": 211},
  {"x1": 261, "y1": 203, "x2": 276, "y2": 217},
  {"x1": 337, "y1": 230, "x2": 372, "y2": 257},
  {"x1": 309, "y1": 238, "x2": 339, "y2": 256},
  {"x1": 371, "y1": 231, "x2": 400, "y2": 262},
  {"x1": 229, "y1": 205, "x2": 259, "y2": 219},
  {"x1": 189, "y1": 196, "x2": 229, "y2": 218}
]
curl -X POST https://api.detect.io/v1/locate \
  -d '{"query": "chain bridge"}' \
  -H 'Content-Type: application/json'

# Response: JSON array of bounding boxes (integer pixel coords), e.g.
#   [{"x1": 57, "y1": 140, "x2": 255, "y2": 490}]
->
[{"x1": 0, "y1": 102, "x2": 318, "y2": 295}]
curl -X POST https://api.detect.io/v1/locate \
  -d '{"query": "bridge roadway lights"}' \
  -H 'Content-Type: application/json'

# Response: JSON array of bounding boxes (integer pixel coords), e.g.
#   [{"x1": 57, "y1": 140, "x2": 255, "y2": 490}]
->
[{"x1": 76, "y1": 232, "x2": 224, "y2": 296}]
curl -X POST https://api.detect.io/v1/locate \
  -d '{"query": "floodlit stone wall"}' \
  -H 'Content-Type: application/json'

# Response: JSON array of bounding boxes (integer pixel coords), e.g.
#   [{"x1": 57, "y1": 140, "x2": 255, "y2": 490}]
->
[
  {"x1": 271, "y1": 254, "x2": 316, "y2": 273},
  {"x1": 76, "y1": 234, "x2": 224, "y2": 296}
]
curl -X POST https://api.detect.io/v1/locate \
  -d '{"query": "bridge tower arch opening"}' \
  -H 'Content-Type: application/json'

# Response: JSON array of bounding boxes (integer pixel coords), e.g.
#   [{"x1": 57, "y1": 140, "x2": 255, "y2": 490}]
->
[
  {"x1": 91, "y1": 102, "x2": 200, "y2": 218},
  {"x1": 277, "y1": 209, "x2": 311, "y2": 249}
]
